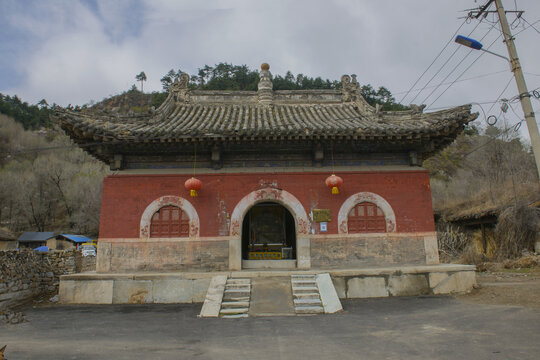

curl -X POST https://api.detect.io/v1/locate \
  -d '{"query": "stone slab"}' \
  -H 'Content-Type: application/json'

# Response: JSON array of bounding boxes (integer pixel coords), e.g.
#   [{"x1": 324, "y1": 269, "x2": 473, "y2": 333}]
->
[
  {"x1": 331, "y1": 277, "x2": 346, "y2": 299},
  {"x1": 112, "y1": 280, "x2": 153, "y2": 304},
  {"x1": 347, "y1": 277, "x2": 388, "y2": 298},
  {"x1": 192, "y1": 278, "x2": 211, "y2": 303},
  {"x1": 316, "y1": 273, "x2": 342, "y2": 313},
  {"x1": 249, "y1": 277, "x2": 294, "y2": 316},
  {"x1": 432, "y1": 271, "x2": 476, "y2": 295},
  {"x1": 60, "y1": 280, "x2": 113, "y2": 304},
  {"x1": 199, "y1": 275, "x2": 227, "y2": 318},
  {"x1": 153, "y1": 279, "x2": 192, "y2": 303},
  {"x1": 388, "y1": 274, "x2": 429, "y2": 296}
]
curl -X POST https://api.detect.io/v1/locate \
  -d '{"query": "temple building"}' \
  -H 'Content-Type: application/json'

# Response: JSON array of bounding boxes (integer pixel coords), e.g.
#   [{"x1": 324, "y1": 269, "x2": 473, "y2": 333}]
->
[{"x1": 55, "y1": 64, "x2": 477, "y2": 274}]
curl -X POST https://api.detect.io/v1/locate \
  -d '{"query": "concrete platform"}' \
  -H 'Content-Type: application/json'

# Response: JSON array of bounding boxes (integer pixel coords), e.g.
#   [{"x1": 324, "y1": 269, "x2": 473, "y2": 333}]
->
[{"x1": 59, "y1": 264, "x2": 476, "y2": 304}]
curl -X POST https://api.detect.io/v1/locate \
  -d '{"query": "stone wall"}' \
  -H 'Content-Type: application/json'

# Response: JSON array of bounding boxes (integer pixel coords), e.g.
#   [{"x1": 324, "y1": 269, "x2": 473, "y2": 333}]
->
[
  {"x1": 97, "y1": 239, "x2": 228, "y2": 273},
  {"x1": 0, "y1": 250, "x2": 95, "y2": 309}
]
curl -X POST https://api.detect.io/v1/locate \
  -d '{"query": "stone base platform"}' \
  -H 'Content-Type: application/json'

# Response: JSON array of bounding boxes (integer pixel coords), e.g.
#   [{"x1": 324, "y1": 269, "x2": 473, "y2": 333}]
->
[{"x1": 58, "y1": 264, "x2": 476, "y2": 305}]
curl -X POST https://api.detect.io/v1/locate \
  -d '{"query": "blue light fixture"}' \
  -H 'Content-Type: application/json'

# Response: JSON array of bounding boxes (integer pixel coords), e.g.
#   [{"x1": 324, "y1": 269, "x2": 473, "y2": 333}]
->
[{"x1": 455, "y1": 35, "x2": 483, "y2": 50}]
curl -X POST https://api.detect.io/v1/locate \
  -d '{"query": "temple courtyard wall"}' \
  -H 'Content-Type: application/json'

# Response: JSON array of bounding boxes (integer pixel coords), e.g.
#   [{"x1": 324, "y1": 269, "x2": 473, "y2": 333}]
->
[{"x1": 96, "y1": 169, "x2": 438, "y2": 272}]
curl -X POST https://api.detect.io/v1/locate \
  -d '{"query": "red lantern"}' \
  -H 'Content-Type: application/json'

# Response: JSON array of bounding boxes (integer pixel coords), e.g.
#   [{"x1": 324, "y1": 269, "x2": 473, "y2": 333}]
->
[
  {"x1": 185, "y1": 177, "x2": 202, "y2": 197},
  {"x1": 325, "y1": 174, "x2": 343, "y2": 195}
]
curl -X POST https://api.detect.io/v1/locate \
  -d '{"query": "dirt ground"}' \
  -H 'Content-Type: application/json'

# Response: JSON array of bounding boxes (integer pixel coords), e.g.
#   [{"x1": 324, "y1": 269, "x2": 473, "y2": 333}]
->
[{"x1": 456, "y1": 266, "x2": 540, "y2": 308}]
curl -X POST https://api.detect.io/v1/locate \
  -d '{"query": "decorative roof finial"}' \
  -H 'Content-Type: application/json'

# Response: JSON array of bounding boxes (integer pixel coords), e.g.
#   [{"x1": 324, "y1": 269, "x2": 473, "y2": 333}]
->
[{"x1": 258, "y1": 63, "x2": 273, "y2": 105}]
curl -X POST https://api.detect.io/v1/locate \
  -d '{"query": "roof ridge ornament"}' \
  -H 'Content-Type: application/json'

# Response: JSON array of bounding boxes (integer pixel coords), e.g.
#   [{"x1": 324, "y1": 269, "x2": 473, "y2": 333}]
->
[
  {"x1": 258, "y1": 63, "x2": 273, "y2": 105},
  {"x1": 341, "y1": 74, "x2": 375, "y2": 114},
  {"x1": 171, "y1": 73, "x2": 191, "y2": 103}
]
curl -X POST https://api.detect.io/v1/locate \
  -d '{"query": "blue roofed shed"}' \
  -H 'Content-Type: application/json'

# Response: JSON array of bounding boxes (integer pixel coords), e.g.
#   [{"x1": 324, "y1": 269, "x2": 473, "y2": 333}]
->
[{"x1": 52, "y1": 234, "x2": 93, "y2": 250}]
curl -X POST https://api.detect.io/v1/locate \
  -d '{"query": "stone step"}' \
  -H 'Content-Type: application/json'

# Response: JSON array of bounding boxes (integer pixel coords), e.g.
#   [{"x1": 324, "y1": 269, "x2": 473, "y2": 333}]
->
[
  {"x1": 292, "y1": 286, "x2": 318, "y2": 293},
  {"x1": 292, "y1": 281, "x2": 317, "y2": 285},
  {"x1": 291, "y1": 274, "x2": 316, "y2": 278},
  {"x1": 224, "y1": 289, "x2": 251, "y2": 293},
  {"x1": 294, "y1": 298, "x2": 322, "y2": 306},
  {"x1": 220, "y1": 307, "x2": 249, "y2": 315},
  {"x1": 222, "y1": 295, "x2": 250, "y2": 301},
  {"x1": 225, "y1": 283, "x2": 251, "y2": 288},
  {"x1": 293, "y1": 292, "x2": 320, "y2": 299},
  {"x1": 295, "y1": 305, "x2": 324, "y2": 314},
  {"x1": 221, "y1": 313, "x2": 249, "y2": 319},
  {"x1": 291, "y1": 278, "x2": 317, "y2": 283},
  {"x1": 227, "y1": 279, "x2": 251, "y2": 284},
  {"x1": 221, "y1": 301, "x2": 250, "y2": 308}
]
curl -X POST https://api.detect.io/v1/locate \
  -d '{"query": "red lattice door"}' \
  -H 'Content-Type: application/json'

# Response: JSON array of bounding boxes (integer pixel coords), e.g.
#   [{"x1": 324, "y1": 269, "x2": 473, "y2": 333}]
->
[
  {"x1": 347, "y1": 202, "x2": 387, "y2": 233},
  {"x1": 150, "y1": 206, "x2": 190, "y2": 237}
]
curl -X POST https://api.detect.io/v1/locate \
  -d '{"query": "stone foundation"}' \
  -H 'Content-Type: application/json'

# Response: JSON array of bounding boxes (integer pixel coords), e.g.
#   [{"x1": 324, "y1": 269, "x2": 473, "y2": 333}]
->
[
  {"x1": 59, "y1": 264, "x2": 476, "y2": 304},
  {"x1": 96, "y1": 238, "x2": 229, "y2": 273}
]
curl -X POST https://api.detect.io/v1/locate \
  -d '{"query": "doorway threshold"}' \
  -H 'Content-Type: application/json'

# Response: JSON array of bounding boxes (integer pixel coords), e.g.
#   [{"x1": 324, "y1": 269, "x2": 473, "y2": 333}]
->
[{"x1": 242, "y1": 260, "x2": 297, "y2": 269}]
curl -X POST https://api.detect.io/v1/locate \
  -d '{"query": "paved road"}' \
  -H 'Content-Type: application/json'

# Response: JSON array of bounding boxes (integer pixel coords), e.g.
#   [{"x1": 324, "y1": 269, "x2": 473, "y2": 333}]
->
[{"x1": 1, "y1": 296, "x2": 539, "y2": 360}]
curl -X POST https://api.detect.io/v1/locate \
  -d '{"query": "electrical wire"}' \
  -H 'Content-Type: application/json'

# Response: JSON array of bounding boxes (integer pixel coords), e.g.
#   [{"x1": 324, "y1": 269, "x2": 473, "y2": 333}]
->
[
  {"x1": 521, "y1": 17, "x2": 540, "y2": 35},
  {"x1": 422, "y1": 23, "x2": 498, "y2": 107},
  {"x1": 399, "y1": 18, "x2": 469, "y2": 104},
  {"x1": 407, "y1": 19, "x2": 483, "y2": 105},
  {"x1": 425, "y1": 31, "x2": 502, "y2": 110},
  {"x1": 392, "y1": 69, "x2": 507, "y2": 96}
]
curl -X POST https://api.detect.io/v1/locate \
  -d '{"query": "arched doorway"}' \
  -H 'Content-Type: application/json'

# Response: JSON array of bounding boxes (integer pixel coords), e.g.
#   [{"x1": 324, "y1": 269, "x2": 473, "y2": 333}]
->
[{"x1": 241, "y1": 202, "x2": 296, "y2": 261}]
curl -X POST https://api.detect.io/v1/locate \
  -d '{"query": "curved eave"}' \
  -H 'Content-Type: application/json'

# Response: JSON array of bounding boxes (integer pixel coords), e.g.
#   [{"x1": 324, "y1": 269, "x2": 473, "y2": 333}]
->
[{"x1": 53, "y1": 104, "x2": 478, "y2": 164}]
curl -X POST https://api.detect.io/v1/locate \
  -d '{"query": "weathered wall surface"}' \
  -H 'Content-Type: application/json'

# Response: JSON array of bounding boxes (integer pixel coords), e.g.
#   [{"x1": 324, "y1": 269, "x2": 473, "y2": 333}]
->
[
  {"x1": 99, "y1": 170, "x2": 435, "y2": 238},
  {"x1": 0, "y1": 250, "x2": 95, "y2": 309},
  {"x1": 97, "y1": 239, "x2": 229, "y2": 273},
  {"x1": 310, "y1": 233, "x2": 428, "y2": 268}
]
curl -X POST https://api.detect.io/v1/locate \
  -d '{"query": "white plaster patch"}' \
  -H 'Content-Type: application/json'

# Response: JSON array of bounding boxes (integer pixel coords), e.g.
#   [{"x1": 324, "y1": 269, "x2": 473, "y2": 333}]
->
[
  {"x1": 139, "y1": 195, "x2": 200, "y2": 238},
  {"x1": 337, "y1": 192, "x2": 396, "y2": 234}
]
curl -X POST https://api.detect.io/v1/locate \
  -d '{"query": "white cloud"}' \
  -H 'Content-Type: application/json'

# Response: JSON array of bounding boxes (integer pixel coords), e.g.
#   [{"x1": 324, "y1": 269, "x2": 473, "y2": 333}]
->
[{"x1": 1, "y1": 0, "x2": 539, "y2": 141}]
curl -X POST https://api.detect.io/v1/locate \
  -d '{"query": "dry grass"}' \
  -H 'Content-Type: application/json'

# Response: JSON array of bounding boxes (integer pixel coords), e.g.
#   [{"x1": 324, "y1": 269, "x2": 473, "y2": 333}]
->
[
  {"x1": 435, "y1": 181, "x2": 539, "y2": 221},
  {"x1": 494, "y1": 204, "x2": 539, "y2": 259}
]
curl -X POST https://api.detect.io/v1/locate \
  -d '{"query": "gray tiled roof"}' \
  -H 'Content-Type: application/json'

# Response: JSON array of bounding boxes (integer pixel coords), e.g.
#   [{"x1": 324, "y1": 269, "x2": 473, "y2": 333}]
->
[{"x1": 54, "y1": 72, "x2": 478, "y2": 164}]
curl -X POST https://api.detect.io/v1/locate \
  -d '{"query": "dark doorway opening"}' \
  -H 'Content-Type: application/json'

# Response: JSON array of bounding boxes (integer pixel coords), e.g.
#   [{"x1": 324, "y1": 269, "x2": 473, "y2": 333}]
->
[{"x1": 242, "y1": 202, "x2": 296, "y2": 260}]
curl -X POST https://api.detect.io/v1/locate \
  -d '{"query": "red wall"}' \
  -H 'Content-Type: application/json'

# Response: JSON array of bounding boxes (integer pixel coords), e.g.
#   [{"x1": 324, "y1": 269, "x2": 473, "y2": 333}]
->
[{"x1": 99, "y1": 170, "x2": 435, "y2": 238}]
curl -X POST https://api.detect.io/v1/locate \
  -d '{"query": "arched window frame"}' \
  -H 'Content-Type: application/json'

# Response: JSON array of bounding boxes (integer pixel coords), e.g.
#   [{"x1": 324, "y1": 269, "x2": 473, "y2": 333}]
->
[
  {"x1": 140, "y1": 196, "x2": 200, "y2": 238},
  {"x1": 338, "y1": 192, "x2": 396, "y2": 234}
]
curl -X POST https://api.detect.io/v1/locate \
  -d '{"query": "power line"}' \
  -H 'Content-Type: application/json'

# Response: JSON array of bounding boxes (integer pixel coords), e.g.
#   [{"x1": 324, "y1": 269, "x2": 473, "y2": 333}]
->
[
  {"x1": 392, "y1": 69, "x2": 507, "y2": 96},
  {"x1": 425, "y1": 31, "x2": 502, "y2": 110},
  {"x1": 521, "y1": 17, "x2": 540, "y2": 35},
  {"x1": 399, "y1": 18, "x2": 468, "y2": 104},
  {"x1": 407, "y1": 19, "x2": 483, "y2": 105},
  {"x1": 422, "y1": 23, "x2": 498, "y2": 106}
]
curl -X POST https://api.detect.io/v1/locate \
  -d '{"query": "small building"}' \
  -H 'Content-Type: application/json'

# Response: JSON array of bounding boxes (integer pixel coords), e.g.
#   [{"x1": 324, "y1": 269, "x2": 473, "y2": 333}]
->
[
  {"x1": 17, "y1": 232, "x2": 55, "y2": 249},
  {"x1": 49, "y1": 234, "x2": 93, "y2": 250},
  {"x1": 0, "y1": 228, "x2": 18, "y2": 250},
  {"x1": 55, "y1": 64, "x2": 477, "y2": 273}
]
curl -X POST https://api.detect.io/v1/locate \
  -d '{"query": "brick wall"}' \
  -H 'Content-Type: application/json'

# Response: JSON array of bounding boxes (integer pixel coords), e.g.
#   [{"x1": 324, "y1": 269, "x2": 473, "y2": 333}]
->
[
  {"x1": 0, "y1": 250, "x2": 96, "y2": 309},
  {"x1": 99, "y1": 170, "x2": 435, "y2": 238}
]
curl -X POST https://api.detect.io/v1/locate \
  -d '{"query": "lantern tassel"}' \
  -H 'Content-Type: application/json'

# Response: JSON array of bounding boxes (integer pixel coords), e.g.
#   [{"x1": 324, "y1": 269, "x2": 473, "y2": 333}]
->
[
  {"x1": 190, "y1": 189, "x2": 198, "y2": 197},
  {"x1": 331, "y1": 186, "x2": 339, "y2": 195}
]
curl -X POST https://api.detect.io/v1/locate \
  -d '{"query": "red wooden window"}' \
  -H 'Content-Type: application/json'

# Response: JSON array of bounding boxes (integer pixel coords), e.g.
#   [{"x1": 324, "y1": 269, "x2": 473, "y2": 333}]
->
[
  {"x1": 347, "y1": 202, "x2": 387, "y2": 233},
  {"x1": 150, "y1": 206, "x2": 190, "y2": 238}
]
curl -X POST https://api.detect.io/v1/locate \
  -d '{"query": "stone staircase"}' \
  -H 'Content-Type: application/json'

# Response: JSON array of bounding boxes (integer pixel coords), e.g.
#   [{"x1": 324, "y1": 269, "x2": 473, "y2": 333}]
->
[
  {"x1": 219, "y1": 278, "x2": 251, "y2": 318},
  {"x1": 291, "y1": 274, "x2": 324, "y2": 314},
  {"x1": 200, "y1": 273, "x2": 341, "y2": 318}
]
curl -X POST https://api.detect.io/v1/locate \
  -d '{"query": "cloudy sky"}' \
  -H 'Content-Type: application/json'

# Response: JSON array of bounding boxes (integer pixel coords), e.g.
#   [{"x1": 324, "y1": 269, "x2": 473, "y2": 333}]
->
[{"x1": 1, "y1": 0, "x2": 539, "y2": 135}]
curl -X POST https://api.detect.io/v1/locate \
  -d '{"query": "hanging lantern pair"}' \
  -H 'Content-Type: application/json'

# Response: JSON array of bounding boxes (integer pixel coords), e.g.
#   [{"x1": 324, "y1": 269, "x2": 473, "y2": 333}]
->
[
  {"x1": 185, "y1": 177, "x2": 202, "y2": 197},
  {"x1": 325, "y1": 174, "x2": 343, "y2": 195}
]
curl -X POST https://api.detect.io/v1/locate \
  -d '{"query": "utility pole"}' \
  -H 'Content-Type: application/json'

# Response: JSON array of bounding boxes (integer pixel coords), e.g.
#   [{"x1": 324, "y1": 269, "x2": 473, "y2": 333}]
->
[{"x1": 493, "y1": 0, "x2": 540, "y2": 180}]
